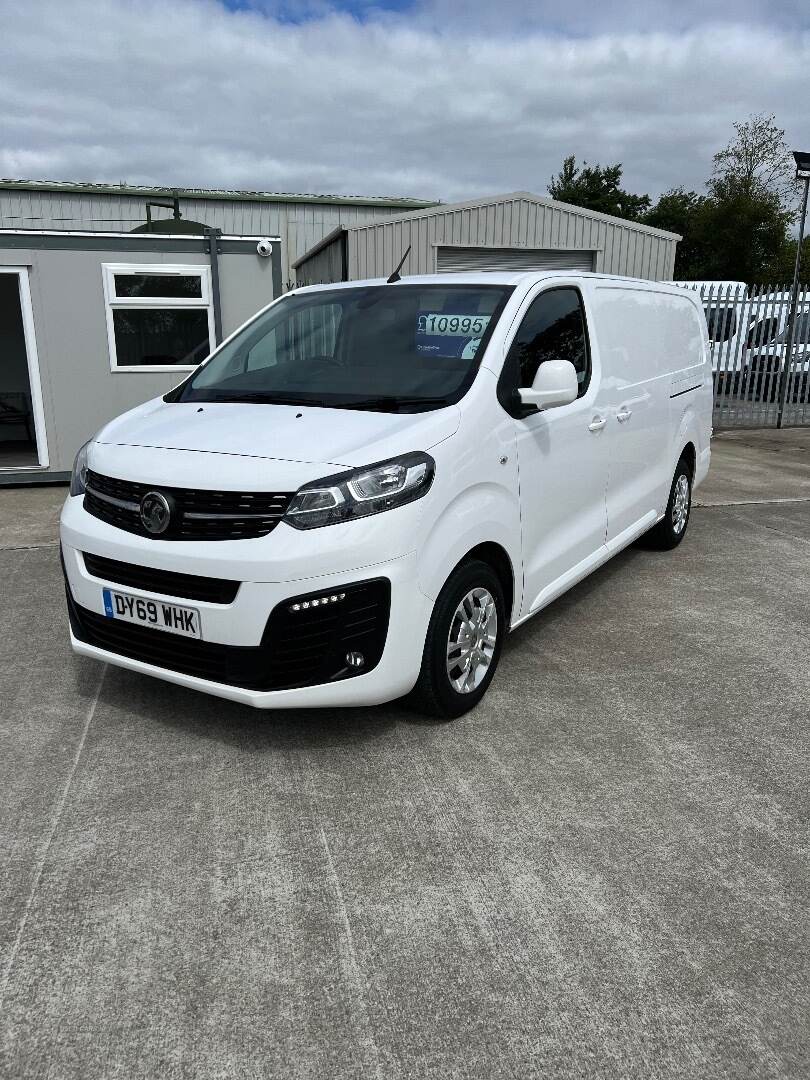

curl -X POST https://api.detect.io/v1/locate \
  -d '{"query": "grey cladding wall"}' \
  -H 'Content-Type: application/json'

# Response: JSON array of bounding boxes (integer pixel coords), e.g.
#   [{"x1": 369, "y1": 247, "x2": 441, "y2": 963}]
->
[{"x1": 293, "y1": 233, "x2": 347, "y2": 285}]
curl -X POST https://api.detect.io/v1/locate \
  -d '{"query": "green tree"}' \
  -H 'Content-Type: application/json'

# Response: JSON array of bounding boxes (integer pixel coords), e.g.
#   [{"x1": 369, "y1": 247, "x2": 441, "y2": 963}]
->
[
  {"x1": 643, "y1": 188, "x2": 708, "y2": 278},
  {"x1": 548, "y1": 155, "x2": 651, "y2": 220},
  {"x1": 761, "y1": 234, "x2": 810, "y2": 285},
  {"x1": 712, "y1": 112, "x2": 797, "y2": 211},
  {"x1": 694, "y1": 176, "x2": 791, "y2": 283},
  {"x1": 551, "y1": 115, "x2": 799, "y2": 282}
]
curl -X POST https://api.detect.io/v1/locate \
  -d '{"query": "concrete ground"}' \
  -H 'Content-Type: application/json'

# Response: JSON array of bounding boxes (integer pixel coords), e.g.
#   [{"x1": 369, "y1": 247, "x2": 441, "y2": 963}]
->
[
  {"x1": 695, "y1": 426, "x2": 810, "y2": 506},
  {"x1": 1, "y1": 432, "x2": 808, "y2": 1080}
]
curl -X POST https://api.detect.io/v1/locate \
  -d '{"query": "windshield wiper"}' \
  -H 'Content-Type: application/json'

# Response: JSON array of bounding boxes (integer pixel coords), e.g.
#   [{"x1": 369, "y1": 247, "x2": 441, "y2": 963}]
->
[
  {"x1": 197, "y1": 392, "x2": 327, "y2": 406},
  {"x1": 334, "y1": 396, "x2": 452, "y2": 412}
]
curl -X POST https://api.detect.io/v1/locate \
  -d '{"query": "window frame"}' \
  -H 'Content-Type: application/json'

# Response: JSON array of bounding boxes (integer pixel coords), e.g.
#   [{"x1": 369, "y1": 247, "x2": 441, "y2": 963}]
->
[
  {"x1": 101, "y1": 263, "x2": 215, "y2": 373},
  {"x1": 497, "y1": 284, "x2": 593, "y2": 418}
]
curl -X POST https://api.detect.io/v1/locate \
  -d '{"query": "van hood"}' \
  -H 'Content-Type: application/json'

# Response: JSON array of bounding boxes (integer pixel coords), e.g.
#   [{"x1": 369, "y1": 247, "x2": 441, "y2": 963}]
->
[{"x1": 96, "y1": 397, "x2": 460, "y2": 469}]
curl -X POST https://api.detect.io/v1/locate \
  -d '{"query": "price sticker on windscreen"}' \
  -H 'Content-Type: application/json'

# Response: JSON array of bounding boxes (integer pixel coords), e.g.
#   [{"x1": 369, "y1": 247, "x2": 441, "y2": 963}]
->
[{"x1": 416, "y1": 311, "x2": 492, "y2": 359}]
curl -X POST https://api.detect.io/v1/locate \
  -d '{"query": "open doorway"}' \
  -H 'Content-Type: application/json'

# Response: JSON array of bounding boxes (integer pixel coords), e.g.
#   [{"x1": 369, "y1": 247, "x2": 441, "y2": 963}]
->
[{"x1": 0, "y1": 268, "x2": 47, "y2": 470}]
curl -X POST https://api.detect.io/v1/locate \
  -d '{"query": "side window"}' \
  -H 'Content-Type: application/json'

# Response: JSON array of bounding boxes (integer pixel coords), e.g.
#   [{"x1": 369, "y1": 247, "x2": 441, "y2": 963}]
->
[
  {"x1": 704, "y1": 306, "x2": 737, "y2": 343},
  {"x1": 235, "y1": 303, "x2": 342, "y2": 376},
  {"x1": 746, "y1": 317, "x2": 778, "y2": 349},
  {"x1": 506, "y1": 288, "x2": 590, "y2": 396},
  {"x1": 246, "y1": 327, "x2": 279, "y2": 372}
]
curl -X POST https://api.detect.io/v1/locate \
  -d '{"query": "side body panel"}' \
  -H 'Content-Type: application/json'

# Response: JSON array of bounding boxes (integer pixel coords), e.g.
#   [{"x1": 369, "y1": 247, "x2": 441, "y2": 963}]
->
[
  {"x1": 591, "y1": 283, "x2": 707, "y2": 548},
  {"x1": 671, "y1": 292, "x2": 713, "y2": 491}
]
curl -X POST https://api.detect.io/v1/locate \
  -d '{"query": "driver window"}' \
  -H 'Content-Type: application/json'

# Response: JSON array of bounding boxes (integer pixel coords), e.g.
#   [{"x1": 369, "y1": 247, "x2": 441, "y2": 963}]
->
[{"x1": 506, "y1": 288, "x2": 590, "y2": 395}]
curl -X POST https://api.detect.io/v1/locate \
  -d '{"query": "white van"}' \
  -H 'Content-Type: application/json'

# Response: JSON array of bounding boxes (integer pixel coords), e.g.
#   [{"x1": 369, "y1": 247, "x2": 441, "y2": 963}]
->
[
  {"x1": 61, "y1": 272, "x2": 712, "y2": 718},
  {"x1": 743, "y1": 304, "x2": 810, "y2": 401},
  {"x1": 696, "y1": 284, "x2": 748, "y2": 385}
]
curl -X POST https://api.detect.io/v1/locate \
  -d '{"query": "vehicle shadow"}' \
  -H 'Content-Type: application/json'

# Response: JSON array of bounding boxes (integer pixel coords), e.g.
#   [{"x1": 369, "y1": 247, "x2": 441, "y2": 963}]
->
[{"x1": 98, "y1": 659, "x2": 408, "y2": 750}]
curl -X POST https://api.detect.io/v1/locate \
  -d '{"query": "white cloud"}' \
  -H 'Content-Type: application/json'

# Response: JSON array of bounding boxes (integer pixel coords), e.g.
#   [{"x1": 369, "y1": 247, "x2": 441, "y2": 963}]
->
[{"x1": 0, "y1": 0, "x2": 807, "y2": 205}]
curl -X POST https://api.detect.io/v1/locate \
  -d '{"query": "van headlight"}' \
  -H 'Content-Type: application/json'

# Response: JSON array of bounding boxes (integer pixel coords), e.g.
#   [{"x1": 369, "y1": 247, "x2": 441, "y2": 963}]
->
[
  {"x1": 284, "y1": 452, "x2": 434, "y2": 530},
  {"x1": 70, "y1": 441, "x2": 91, "y2": 497}
]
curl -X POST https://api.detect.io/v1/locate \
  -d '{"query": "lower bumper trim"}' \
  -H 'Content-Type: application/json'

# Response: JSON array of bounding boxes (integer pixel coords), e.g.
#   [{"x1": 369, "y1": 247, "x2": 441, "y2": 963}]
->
[{"x1": 65, "y1": 577, "x2": 391, "y2": 692}]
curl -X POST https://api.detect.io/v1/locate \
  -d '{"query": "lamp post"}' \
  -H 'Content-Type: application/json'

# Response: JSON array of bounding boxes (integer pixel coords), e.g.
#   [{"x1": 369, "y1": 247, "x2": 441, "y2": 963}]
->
[{"x1": 777, "y1": 151, "x2": 810, "y2": 428}]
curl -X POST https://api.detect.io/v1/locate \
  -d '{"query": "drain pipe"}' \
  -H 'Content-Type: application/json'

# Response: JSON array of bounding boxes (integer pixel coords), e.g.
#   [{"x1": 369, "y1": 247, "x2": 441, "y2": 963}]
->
[{"x1": 205, "y1": 227, "x2": 223, "y2": 345}]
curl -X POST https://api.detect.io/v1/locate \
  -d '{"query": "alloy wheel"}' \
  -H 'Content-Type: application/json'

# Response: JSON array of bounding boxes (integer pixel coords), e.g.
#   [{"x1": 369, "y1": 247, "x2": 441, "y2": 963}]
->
[
  {"x1": 672, "y1": 474, "x2": 690, "y2": 534},
  {"x1": 446, "y1": 587, "x2": 498, "y2": 694}
]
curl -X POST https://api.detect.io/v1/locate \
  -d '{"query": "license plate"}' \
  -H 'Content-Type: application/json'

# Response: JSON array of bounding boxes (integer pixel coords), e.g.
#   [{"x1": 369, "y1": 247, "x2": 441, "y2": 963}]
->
[{"x1": 102, "y1": 588, "x2": 202, "y2": 639}]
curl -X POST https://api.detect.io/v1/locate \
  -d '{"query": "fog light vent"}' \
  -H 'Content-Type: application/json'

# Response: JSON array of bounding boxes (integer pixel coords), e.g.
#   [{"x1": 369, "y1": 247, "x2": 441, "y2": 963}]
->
[
  {"x1": 345, "y1": 651, "x2": 365, "y2": 669},
  {"x1": 290, "y1": 592, "x2": 345, "y2": 612}
]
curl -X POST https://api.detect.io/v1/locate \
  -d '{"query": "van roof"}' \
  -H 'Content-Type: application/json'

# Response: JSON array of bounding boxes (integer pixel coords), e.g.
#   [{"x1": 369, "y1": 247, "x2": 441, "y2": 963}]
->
[{"x1": 293, "y1": 270, "x2": 692, "y2": 294}]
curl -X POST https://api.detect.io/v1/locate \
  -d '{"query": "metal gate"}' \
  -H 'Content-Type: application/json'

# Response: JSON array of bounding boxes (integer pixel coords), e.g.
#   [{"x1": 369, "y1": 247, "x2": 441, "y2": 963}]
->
[{"x1": 684, "y1": 283, "x2": 810, "y2": 428}]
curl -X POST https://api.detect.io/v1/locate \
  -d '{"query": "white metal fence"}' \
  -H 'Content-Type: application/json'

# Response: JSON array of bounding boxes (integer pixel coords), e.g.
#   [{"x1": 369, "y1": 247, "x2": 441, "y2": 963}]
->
[{"x1": 685, "y1": 283, "x2": 810, "y2": 428}]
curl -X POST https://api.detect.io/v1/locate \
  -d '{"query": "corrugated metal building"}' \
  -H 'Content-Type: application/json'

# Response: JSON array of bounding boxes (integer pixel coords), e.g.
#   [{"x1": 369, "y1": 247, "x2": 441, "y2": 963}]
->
[
  {"x1": 0, "y1": 179, "x2": 437, "y2": 286},
  {"x1": 293, "y1": 191, "x2": 680, "y2": 283}
]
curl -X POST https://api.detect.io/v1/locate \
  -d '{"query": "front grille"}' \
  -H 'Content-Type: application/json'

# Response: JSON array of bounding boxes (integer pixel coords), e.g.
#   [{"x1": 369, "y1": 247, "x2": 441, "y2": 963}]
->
[
  {"x1": 84, "y1": 470, "x2": 293, "y2": 541},
  {"x1": 66, "y1": 578, "x2": 391, "y2": 692},
  {"x1": 83, "y1": 552, "x2": 240, "y2": 605}
]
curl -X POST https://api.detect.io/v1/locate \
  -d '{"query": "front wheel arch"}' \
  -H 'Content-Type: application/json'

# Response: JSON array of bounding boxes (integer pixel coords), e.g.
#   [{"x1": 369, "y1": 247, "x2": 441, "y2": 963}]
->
[
  {"x1": 452, "y1": 541, "x2": 515, "y2": 627},
  {"x1": 407, "y1": 557, "x2": 508, "y2": 719},
  {"x1": 679, "y1": 440, "x2": 696, "y2": 482}
]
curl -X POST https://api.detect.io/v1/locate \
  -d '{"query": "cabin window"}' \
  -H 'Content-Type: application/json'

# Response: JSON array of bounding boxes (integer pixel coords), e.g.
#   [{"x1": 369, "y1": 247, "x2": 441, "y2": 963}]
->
[{"x1": 102, "y1": 264, "x2": 214, "y2": 371}]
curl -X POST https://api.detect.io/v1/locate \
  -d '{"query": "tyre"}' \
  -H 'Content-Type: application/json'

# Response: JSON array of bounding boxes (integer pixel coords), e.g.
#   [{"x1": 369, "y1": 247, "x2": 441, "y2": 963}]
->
[
  {"x1": 642, "y1": 456, "x2": 692, "y2": 550},
  {"x1": 408, "y1": 559, "x2": 506, "y2": 719}
]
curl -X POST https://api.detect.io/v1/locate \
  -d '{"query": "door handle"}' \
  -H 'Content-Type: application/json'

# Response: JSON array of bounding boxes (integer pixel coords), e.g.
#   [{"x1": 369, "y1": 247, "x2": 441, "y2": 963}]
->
[
  {"x1": 588, "y1": 416, "x2": 607, "y2": 432},
  {"x1": 616, "y1": 409, "x2": 633, "y2": 423}
]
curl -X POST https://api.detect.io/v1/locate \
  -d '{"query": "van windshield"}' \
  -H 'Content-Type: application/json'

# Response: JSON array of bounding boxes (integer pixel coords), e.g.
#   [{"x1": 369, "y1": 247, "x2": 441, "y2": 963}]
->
[{"x1": 172, "y1": 283, "x2": 514, "y2": 412}]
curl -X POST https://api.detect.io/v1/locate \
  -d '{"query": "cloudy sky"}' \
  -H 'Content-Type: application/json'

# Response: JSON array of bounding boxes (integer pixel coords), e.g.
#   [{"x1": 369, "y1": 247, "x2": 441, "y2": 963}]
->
[{"x1": 0, "y1": 0, "x2": 807, "y2": 204}]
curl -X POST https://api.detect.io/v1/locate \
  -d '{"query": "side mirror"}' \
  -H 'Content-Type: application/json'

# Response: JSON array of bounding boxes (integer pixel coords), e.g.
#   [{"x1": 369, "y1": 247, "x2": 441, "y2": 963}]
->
[{"x1": 517, "y1": 359, "x2": 579, "y2": 411}]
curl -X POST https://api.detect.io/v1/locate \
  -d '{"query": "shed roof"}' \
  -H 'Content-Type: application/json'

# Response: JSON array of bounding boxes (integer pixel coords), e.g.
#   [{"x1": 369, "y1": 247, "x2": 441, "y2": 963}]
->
[
  {"x1": 343, "y1": 191, "x2": 681, "y2": 241},
  {"x1": 0, "y1": 177, "x2": 438, "y2": 211}
]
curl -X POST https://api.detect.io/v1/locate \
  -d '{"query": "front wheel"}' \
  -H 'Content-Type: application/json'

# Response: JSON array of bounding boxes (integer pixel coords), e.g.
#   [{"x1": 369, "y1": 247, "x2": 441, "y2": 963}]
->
[
  {"x1": 642, "y1": 457, "x2": 692, "y2": 550},
  {"x1": 408, "y1": 559, "x2": 506, "y2": 719}
]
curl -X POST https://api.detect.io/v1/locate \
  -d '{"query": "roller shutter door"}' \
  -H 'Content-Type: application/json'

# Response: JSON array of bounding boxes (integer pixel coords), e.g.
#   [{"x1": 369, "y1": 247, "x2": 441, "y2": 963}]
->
[{"x1": 436, "y1": 246, "x2": 595, "y2": 273}]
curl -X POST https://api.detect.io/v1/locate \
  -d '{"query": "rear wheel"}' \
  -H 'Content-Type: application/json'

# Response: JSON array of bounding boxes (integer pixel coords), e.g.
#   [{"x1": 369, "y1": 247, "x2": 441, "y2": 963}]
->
[
  {"x1": 642, "y1": 457, "x2": 692, "y2": 550},
  {"x1": 408, "y1": 559, "x2": 506, "y2": 719}
]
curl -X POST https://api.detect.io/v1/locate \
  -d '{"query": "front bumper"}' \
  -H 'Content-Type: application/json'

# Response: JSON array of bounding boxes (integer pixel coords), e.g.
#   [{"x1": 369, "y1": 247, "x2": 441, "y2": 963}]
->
[{"x1": 61, "y1": 499, "x2": 432, "y2": 709}]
